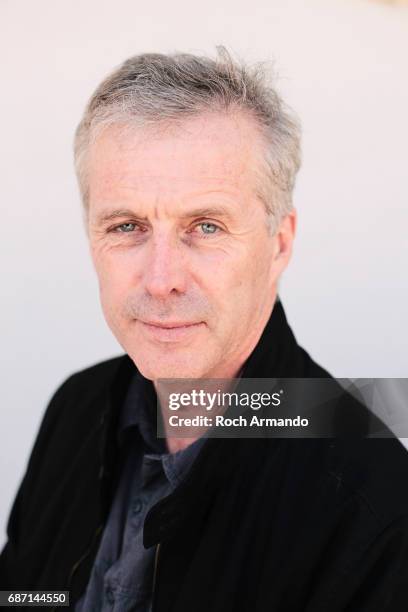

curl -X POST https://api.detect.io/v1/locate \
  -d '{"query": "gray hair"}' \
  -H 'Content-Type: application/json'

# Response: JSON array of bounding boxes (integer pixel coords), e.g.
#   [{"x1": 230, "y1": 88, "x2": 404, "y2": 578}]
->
[{"x1": 74, "y1": 46, "x2": 301, "y2": 231}]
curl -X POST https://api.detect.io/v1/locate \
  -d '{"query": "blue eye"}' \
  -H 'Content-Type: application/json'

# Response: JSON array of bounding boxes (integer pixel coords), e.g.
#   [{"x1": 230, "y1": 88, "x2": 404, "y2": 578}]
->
[
  {"x1": 199, "y1": 222, "x2": 218, "y2": 234},
  {"x1": 116, "y1": 223, "x2": 136, "y2": 233}
]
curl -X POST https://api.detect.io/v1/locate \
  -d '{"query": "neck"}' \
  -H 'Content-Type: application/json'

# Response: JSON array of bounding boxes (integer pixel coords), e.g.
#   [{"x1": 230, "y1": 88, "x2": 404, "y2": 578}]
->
[
  {"x1": 156, "y1": 375, "x2": 243, "y2": 454},
  {"x1": 155, "y1": 294, "x2": 278, "y2": 453}
]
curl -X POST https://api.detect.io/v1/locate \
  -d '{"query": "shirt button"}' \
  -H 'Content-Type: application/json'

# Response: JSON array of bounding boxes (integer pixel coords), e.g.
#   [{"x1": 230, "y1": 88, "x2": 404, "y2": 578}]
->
[
  {"x1": 133, "y1": 499, "x2": 143, "y2": 514},
  {"x1": 105, "y1": 586, "x2": 115, "y2": 605}
]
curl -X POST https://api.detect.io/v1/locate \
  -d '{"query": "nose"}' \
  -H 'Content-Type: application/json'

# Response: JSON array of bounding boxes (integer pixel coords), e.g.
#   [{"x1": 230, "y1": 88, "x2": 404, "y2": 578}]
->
[{"x1": 142, "y1": 233, "x2": 188, "y2": 298}]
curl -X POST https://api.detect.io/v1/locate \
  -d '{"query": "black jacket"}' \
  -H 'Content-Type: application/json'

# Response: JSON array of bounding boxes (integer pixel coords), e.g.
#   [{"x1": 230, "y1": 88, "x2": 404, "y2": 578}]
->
[{"x1": 1, "y1": 300, "x2": 408, "y2": 611}]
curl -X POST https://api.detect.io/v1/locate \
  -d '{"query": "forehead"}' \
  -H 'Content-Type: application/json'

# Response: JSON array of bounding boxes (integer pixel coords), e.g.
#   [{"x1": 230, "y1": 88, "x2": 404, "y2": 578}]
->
[{"x1": 87, "y1": 112, "x2": 263, "y2": 208}]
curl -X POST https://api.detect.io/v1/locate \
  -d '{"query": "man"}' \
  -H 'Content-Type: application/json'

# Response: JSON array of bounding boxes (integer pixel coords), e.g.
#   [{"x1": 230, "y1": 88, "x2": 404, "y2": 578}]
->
[{"x1": 1, "y1": 48, "x2": 408, "y2": 611}]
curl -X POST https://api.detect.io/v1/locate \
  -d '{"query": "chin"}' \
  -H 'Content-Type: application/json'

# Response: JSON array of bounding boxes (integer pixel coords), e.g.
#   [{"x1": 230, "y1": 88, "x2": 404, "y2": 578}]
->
[{"x1": 130, "y1": 350, "x2": 209, "y2": 381}]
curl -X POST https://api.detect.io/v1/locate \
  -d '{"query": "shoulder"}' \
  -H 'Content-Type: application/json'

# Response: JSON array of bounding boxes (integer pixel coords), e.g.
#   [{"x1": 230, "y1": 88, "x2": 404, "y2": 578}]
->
[
  {"x1": 301, "y1": 438, "x2": 408, "y2": 605},
  {"x1": 27, "y1": 354, "x2": 134, "y2": 467},
  {"x1": 267, "y1": 437, "x2": 408, "y2": 608},
  {"x1": 274, "y1": 435, "x2": 408, "y2": 528},
  {"x1": 328, "y1": 436, "x2": 408, "y2": 523},
  {"x1": 56, "y1": 354, "x2": 131, "y2": 396},
  {"x1": 254, "y1": 434, "x2": 408, "y2": 598},
  {"x1": 48, "y1": 353, "x2": 133, "y2": 411}
]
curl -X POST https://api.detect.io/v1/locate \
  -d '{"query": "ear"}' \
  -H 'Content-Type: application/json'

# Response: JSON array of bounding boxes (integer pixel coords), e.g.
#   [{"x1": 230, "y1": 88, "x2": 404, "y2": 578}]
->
[{"x1": 271, "y1": 208, "x2": 297, "y2": 274}]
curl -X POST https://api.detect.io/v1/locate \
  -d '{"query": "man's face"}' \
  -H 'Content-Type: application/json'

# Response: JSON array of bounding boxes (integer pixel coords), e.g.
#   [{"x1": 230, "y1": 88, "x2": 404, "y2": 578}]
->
[{"x1": 87, "y1": 112, "x2": 295, "y2": 380}]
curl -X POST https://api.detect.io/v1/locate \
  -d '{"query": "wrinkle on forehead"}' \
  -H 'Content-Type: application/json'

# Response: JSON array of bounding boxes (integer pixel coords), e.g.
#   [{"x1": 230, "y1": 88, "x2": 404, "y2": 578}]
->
[
  {"x1": 89, "y1": 112, "x2": 261, "y2": 181},
  {"x1": 87, "y1": 111, "x2": 267, "y2": 223}
]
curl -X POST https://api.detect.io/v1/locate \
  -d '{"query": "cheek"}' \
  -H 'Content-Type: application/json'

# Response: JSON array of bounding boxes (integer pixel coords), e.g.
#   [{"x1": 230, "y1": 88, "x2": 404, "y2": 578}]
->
[
  {"x1": 213, "y1": 249, "x2": 269, "y2": 293},
  {"x1": 93, "y1": 245, "x2": 136, "y2": 286},
  {"x1": 197, "y1": 255, "x2": 250, "y2": 319},
  {"x1": 249, "y1": 236, "x2": 276, "y2": 285},
  {"x1": 93, "y1": 252, "x2": 134, "y2": 316},
  {"x1": 209, "y1": 250, "x2": 275, "y2": 322},
  {"x1": 197, "y1": 249, "x2": 239, "y2": 281}
]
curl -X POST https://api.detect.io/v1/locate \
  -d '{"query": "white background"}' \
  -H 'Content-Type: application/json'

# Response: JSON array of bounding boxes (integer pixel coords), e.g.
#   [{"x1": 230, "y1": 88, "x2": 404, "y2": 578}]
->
[{"x1": 1, "y1": 0, "x2": 407, "y2": 547}]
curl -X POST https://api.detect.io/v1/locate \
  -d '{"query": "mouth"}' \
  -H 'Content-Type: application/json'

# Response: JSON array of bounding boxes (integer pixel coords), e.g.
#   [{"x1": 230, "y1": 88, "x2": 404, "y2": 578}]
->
[
  {"x1": 138, "y1": 319, "x2": 205, "y2": 342},
  {"x1": 142, "y1": 320, "x2": 200, "y2": 329}
]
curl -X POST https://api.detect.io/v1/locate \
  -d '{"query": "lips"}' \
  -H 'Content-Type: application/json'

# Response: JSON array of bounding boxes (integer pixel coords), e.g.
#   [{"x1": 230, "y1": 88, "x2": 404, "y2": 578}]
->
[
  {"x1": 141, "y1": 320, "x2": 199, "y2": 329},
  {"x1": 139, "y1": 319, "x2": 204, "y2": 342}
]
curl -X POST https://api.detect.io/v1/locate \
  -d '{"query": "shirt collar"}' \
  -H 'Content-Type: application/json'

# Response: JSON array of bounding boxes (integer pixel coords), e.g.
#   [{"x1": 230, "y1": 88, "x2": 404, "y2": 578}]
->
[
  {"x1": 118, "y1": 369, "x2": 207, "y2": 488},
  {"x1": 117, "y1": 369, "x2": 165, "y2": 454}
]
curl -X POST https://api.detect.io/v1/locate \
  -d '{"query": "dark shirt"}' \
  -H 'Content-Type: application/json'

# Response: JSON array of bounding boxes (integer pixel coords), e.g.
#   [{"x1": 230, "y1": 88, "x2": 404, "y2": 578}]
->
[{"x1": 75, "y1": 370, "x2": 206, "y2": 611}]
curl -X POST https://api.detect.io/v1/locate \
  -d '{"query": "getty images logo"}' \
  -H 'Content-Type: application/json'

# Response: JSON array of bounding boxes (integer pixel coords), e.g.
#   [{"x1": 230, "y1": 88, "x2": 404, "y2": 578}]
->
[{"x1": 168, "y1": 389, "x2": 283, "y2": 411}]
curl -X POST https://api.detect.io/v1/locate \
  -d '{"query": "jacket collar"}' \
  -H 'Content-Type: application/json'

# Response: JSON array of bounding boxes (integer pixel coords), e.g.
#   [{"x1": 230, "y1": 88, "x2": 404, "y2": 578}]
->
[{"x1": 240, "y1": 296, "x2": 306, "y2": 379}]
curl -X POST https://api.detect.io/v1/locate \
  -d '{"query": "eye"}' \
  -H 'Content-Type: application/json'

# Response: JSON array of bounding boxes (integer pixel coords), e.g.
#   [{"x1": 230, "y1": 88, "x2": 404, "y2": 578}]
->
[
  {"x1": 196, "y1": 222, "x2": 221, "y2": 235},
  {"x1": 107, "y1": 222, "x2": 149, "y2": 239},
  {"x1": 115, "y1": 222, "x2": 136, "y2": 233}
]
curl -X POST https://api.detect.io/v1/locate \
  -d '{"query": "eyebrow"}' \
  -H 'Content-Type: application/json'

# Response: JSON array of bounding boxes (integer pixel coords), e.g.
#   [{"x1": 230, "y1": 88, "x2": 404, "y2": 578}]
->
[
  {"x1": 95, "y1": 209, "x2": 148, "y2": 225},
  {"x1": 179, "y1": 205, "x2": 234, "y2": 220},
  {"x1": 94, "y1": 205, "x2": 235, "y2": 225}
]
